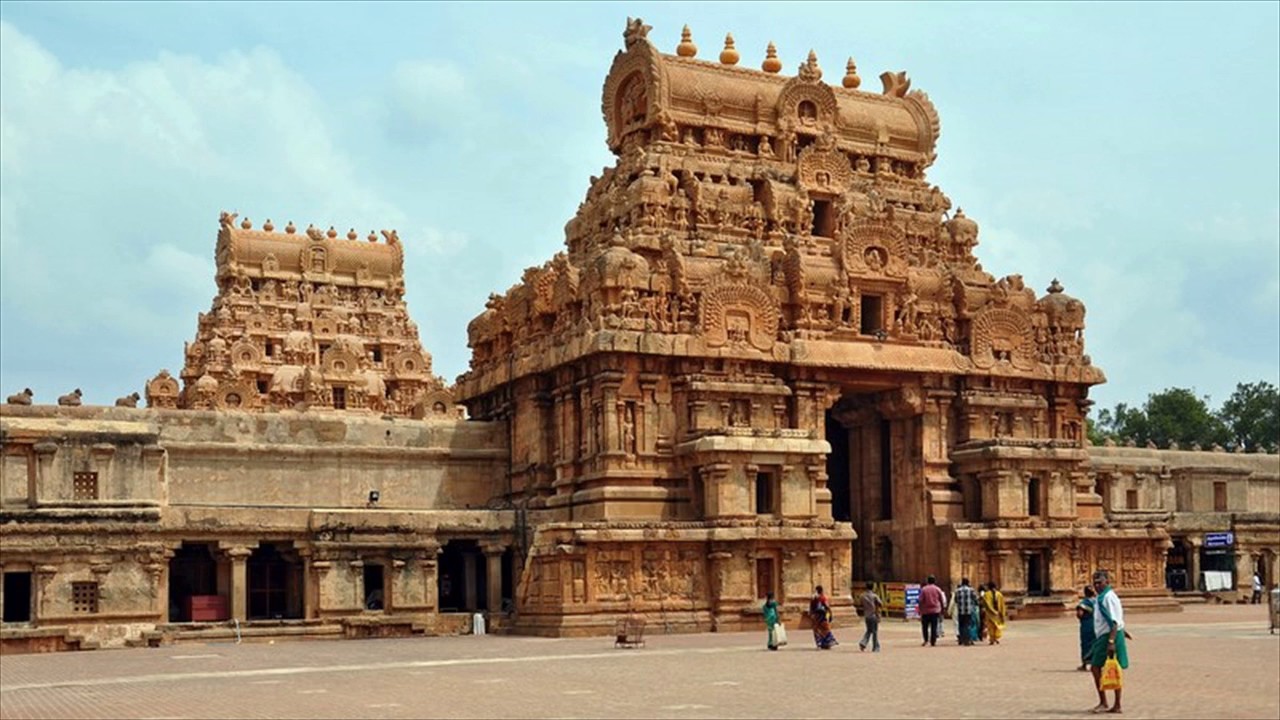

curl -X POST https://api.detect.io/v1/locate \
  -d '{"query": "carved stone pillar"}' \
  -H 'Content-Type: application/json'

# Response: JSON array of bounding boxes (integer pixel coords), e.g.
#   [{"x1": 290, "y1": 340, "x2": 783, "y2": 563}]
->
[
  {"x1": 308, "y1": 558, "x2": 331, "y2": 619},
  {"x1": 421, "y1": 545, "x2": 441, "y2": 612},
  {"x1": 226, "y1": 546, "x2": 253, "y2": 622},
  {"x1": 482, "y1": 544, "x2": 504, "y2": 616},
  {"x1": 1186, "y1": 537, "x2": 1202, "y2": 592}
]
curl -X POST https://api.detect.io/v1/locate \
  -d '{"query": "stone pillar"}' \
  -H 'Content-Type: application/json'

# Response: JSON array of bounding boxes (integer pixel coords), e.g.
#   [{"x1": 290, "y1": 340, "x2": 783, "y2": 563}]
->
[
  {"x1": 226, "y1": 546, "x2": 252, "y2": 622},
  {"x1": 31, "y1": 441, "x2": 58, "y2": 509},
  {"x1": 464, "y1": 551, "x2": 478, "y2": 612},
  {"x1": 307, "y1": 558, "x2": 331, "y2": 619},
  {"x1": 421, "y1": 545, "x2": 441, "y2": 611},
  {"x1": 483, "y1": 545, "x2": 504, "y2": 616},
  {"x1": 1186, "y1": 537, "x2": 1202, "y2": 592}
]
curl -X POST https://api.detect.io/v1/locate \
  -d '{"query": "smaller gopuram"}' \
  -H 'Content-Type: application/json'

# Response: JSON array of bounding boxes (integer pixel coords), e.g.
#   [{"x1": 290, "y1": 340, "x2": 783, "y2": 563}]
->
[{"x1": 157, "y1": 212, "x2": 451, "y2": 417}]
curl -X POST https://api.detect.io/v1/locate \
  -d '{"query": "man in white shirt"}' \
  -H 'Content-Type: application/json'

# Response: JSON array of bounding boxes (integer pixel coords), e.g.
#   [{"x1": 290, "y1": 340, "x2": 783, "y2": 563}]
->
[
  {"x1": 1252, "y1": 573, "x2": 1263, "y2": 604},
  {"x1": 1089, "y1": 569, "x2": 1128, "y2": 715}
]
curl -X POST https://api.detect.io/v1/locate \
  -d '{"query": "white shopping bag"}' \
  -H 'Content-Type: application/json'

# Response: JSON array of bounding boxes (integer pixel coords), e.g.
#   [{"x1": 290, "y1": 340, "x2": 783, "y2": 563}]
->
[{"x1": 775, "y1": 623, "x2": 788, "y2": 647}]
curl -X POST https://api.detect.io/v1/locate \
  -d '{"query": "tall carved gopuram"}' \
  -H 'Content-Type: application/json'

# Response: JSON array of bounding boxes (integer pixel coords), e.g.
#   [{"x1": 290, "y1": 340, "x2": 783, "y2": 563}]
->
[
  {"x1": 158, "y1": 213, "x2": 451, "y2": 417},
  {"x1": 458, "y1": 19, "x2": 1171, "y2": 633}
]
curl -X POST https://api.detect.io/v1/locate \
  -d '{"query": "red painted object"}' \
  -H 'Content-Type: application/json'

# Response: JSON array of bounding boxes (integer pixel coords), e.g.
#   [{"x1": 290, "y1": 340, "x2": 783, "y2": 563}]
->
[{"x1": 187, "y1": 595, "x2": 228, "y2": 622}]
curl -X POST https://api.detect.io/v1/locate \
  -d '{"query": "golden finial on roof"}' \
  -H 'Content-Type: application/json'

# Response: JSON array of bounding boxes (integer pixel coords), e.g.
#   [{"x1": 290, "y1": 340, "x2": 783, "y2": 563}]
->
[
  {"x1": 719, "y1": 33, "x2": 739, "y2": 65},
  {"x1": 677, "y1": 25, "x2": 697, "y2": 57},
  {"x1": 762, "y1": 42, "x2": 782, "y2": 73},
  {"x1": 843, "y1": 57, "x2": 861, "y2": 89}
]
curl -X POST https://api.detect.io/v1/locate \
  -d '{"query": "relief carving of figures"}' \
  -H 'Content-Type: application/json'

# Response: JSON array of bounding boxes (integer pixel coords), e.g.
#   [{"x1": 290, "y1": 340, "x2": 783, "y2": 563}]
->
[{"x1": 620, "y1": 402, "x2": 637, "y2": 458}]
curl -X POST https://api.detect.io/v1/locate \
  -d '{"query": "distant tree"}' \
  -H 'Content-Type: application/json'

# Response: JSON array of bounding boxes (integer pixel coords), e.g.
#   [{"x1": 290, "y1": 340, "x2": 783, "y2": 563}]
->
[
  {"x1": 1142, "y1": 387, "x2": 1229, "y2": 448},
  {"x1": 1090, "y1": 402, "x2": 1147, "y2": 445},
  {"x1": 1218, "y1": 381, "x2": 1280, "y2": 451}
]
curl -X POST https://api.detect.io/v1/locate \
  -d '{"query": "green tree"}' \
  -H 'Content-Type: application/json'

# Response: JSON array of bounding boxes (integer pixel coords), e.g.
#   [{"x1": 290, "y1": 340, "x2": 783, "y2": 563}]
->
[
  {"x1": 1142, "y1": 387, "x2": 1229, "y2": 448},
  {"x1": 1218, "y1": 381, "x2": 1280, "y2": 451}
]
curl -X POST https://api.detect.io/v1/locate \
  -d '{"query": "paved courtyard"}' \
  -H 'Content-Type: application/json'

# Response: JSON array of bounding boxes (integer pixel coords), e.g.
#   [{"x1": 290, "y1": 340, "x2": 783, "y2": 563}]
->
[{"x1": 1, "y1": 605, "x2": 1276, "y2": 719}]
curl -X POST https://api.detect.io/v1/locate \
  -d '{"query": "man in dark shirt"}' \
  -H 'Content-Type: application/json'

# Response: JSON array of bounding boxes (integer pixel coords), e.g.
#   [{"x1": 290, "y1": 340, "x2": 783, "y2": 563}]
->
[
  {"x1": 918, "y1": 575, "x2": 945, "y2": 646},
  {"x1": 858, "y1": 581, "x2": 883, "y2": 652},
  {"x1": 953, "y1": 578, "x2": 979, "y2": 646}
]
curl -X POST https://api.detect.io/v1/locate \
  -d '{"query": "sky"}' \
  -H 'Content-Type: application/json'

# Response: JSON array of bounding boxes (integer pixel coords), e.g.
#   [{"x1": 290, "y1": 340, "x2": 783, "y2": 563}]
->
[{"x1": 1, "y1": 1, "x2": 1277, "y2": 415}]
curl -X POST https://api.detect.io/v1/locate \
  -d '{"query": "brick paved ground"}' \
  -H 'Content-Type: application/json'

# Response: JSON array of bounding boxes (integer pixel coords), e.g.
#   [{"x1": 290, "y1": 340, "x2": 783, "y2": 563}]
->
[{"x1": 1, "y1": 605, "x2": 1276, "y2": 719}]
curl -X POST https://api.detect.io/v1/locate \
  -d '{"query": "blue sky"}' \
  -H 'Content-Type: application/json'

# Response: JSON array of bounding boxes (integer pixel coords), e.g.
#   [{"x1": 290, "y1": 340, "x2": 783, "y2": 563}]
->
[{"x1": 1, "y1": 1, "x2": 1277, "y2": 414}]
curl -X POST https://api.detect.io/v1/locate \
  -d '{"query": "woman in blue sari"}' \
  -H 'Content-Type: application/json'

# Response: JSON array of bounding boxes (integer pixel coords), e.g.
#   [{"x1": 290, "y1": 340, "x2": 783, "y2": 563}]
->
[
  {"x1": 1076, "y1": 585, "x2": 1096, "y2": 671},
  {"x1": 810, "y1": 585, "x2": 838, "y2": 649}
]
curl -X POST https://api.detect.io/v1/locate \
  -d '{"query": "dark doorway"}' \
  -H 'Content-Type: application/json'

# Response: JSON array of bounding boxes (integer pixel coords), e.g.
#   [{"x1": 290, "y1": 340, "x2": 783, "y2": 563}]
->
[
  {"x1": 247, "y1": 543, "x2": 303, "y2": 620},
  {"x1": 501, "y1": 548, "x2": 516, "y2": 613},
  {"x1": 825, "y1": 413, "x2": 851, "y2": 523},
  {"x1": 439, "y1": 540, "x2": 485, "y2": 612},
  {"x1": 756, "y1": 557, "x2": 776, "y2": 599},
  {"x1": 363, "y1": 563, "x2": 385, "y2": 610},
  {"x1": 825, "y1": 395, "x2": 890, "y2": 581},
  {"x1": 1166, "y1": 539, "x2": 1188, "y2": 591},
  {"x1": 169, "y1": 543, "x2": 219, "y2": 622},
  {"x1": 811, "y1": 199, "x2": 834, "y2": 238},
  {"x1": 3, "y1": 572, "x2": 32, "y2": 623},
  {"x1": 1027, "y1": 551, "x2": 1048, "y2": 596}
]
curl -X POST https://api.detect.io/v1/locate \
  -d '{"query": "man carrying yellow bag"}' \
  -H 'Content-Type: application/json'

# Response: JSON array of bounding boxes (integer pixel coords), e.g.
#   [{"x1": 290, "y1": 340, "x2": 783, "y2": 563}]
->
[{"x1": 1088, "y1": 569, "x2": 1129, "y2": 714}]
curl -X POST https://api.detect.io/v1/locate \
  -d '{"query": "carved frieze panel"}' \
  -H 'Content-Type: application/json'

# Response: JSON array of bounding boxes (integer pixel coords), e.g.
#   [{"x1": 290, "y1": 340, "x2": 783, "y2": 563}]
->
[
  {"x1": 971, "y1": 307, "x2": 1035, "y2": 370},
  {"x1": 701, "y1": 283, "x2": 779, "y2": 351}
]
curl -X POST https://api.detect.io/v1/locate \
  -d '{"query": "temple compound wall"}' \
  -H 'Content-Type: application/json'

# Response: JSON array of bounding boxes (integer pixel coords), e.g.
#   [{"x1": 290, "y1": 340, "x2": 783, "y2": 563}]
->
[{"x1": 2, "y1": 19, "x2": 1277, "y2": 650}]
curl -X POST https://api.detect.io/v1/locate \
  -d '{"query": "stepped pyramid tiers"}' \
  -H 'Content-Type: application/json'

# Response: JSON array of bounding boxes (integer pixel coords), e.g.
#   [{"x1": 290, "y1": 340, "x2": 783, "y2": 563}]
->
[
  {"x1": 156, "y1": 212, "x2": 451, "y2": 417},
  {"x1": 458, "y1": 18, "x2": 1165, "y2": 636}
]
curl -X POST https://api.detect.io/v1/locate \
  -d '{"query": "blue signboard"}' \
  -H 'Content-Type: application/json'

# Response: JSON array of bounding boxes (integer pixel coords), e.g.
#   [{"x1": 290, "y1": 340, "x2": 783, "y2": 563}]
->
[
  {"x1": 904, "y1": 584, "x2": 921, "y2": 620},
  {"x1": 1204, "y1": 532, "x2": 1235, "y2": 548}
]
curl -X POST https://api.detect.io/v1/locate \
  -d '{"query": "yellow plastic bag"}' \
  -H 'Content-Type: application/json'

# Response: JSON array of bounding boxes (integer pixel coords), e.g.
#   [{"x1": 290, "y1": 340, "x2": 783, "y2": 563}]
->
[{"x1": 1098, "y1": 656, "x2": 1123, "y2": 691}]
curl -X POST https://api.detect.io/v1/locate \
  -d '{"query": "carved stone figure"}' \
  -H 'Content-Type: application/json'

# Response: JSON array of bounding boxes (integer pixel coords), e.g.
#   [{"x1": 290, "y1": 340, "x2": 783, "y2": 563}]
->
[
  {"x1": 57, "y1": 389, "x2": 83, "y2": 407},
  {"x1": 6, "y1": 388, "x2": 33, "y2": 405},
  {"x1": 114, "y1": 392, "x2": 141, "y2": 408}
]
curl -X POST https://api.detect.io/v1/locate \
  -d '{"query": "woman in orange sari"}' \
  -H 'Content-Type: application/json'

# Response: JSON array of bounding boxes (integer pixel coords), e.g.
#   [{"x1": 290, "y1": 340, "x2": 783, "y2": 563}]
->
[
  {"x1": 981, "y1": 582, "x2": 1007, "y2": 644},
  {"x1": 809, "y1": 585, "x2": 838, "y2": 649}
]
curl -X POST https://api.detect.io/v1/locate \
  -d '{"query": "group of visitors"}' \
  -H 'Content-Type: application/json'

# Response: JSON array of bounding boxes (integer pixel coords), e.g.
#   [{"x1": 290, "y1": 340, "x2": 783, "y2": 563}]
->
[{"x1": 918, "y1": 575, "x2": 1008, "y2": 646}]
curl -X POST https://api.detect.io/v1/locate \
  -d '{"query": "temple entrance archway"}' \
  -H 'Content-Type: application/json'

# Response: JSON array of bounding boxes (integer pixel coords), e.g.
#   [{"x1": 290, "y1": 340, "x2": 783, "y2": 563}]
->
[
  {"x1": 826, "y1": 391, "x2": 896, "y2": 582},
  {"x1": 438, "y1": 540, "x2": 486, "y2": 612}
]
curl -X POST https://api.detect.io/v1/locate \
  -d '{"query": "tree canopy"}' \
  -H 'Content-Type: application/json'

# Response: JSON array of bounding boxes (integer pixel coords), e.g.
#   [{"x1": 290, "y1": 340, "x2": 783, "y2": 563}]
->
[{"x1": 1088, "y1": 381, "x2": 1279, "y2": 452}]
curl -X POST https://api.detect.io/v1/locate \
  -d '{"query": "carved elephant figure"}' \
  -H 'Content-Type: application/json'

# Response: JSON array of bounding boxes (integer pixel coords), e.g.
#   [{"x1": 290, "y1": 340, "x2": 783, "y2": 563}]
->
[
  {"x1": 6, "y1": 388, "x2": 33, "y2": 405},
  {"x1": 58, "y1": 388, "x2": 83, "y2": 406},
  {"x1": 115, "y1": 392, "x2": 141, "y2": 408}
]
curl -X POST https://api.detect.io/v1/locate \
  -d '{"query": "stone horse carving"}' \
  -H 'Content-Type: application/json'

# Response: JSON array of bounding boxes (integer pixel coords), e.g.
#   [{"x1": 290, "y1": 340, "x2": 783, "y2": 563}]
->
[
  {"x1": 6, "y1": 388, "x2": 33, "y2": 405},
  {"x1": 57, "y1": 388, "x2": 83, "y2": 406},
  {"x1": 114, "y1": 392, "x2": 141, "y2": 408}
]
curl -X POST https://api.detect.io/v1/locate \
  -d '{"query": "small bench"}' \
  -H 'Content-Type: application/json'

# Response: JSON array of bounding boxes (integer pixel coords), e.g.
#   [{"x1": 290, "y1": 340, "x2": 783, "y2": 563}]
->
[{"x1": 614, "y1": 617, "x2": 645, "y2": 648}]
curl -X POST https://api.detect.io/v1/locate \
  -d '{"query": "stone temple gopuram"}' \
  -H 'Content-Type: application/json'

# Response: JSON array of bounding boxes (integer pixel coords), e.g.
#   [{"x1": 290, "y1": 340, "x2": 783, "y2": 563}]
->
[{"x1": 2, "y1": 19, "x2": 1276, "y2": 651}]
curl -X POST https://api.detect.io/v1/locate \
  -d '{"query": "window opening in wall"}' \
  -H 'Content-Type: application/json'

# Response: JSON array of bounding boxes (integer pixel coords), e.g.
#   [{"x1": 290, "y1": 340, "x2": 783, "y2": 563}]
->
[
  {"x1": 860, "y1": 295, "x2": 884, "y2": 335},
  {"x1": 318, "y1": 343, "x2": 331, "y2": 357},
  {"x1": 256, "y1": 380, "x2": 269, "y2": 395},
  {"x1": 264, "y1": 342, "x2": 273, "y2": 357},
  {"x1": 1126, "y1": 489, "x2": 1138, "y2": 510},
  {"x1": 1028, "y1": 476, "x2": 1042, "y2": 517},
  {"x1": 811, "y1": 199, "x2": 834, "y2": 238},
  {"x1": 247, "y1": 543, "x2": 303, "y2": 620},
  {"x1": 3, "y1": 572, "x2": 32, "y2": 623},
  {"x1": 796, "y1": 134, "x2": 816, "y2": 153},
  {"x1": 72, "y1": 581, "x2": 99, "y2": 614},
  {"x1": 73, "y1": 471, "x2": 98, "y2": 501},
  {"x1": 755, "y1": 471, "x2": 777, "y2": 515},
  {"x1": 363, "y1": 563, "x2": 385, "y2": 610},
  {"x1": 332, "y1": 386, "x2": 347, "y2": 410},
  {"x1": 1213, "y1": 482, "x2": 1227, "y2": 512},
  {"x1": 372, "y1": 347, "x2": 383, "y2": 363},
  {"x1": 755, "y1": 557, "x2": 776, "y2": 599},
  {"x1": 689, "y1": 467, "x2": 705, "y2": 518}
]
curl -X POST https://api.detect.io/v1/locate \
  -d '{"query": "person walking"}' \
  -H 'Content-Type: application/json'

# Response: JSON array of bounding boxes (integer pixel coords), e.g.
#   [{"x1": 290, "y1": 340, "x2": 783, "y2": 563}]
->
[
  {"x1": 982, "y1": 582, "x2": 1007, "y2": 644},
  {"x1": 953, "y1": 578, "x2": 979, "y2": 646},
  {"x1": 763, "y1": 591, "x2": 783, "y2": 651},
  {"x1": 857, "y1": 582, "x2": 883, "y2": 652},
  {"x1": 1089, "y1": 570, "x2": 1129, "y2": 714},
  {"x1": 1252, "y1": 573, "x2": 1263, "y2": 604},
  {"x1": 809, "y1": 585, "x2": 838, "y2": 650},
  {"x1": 918, "y1": 575, "x2": 944, "y2": 647},
  {"x1": 1076, "y1": 585, "x2": 1097, "y2": 671}
]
